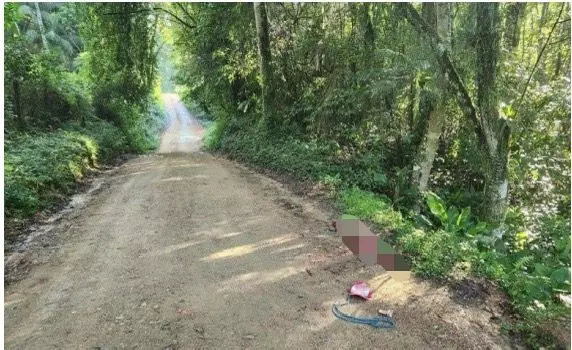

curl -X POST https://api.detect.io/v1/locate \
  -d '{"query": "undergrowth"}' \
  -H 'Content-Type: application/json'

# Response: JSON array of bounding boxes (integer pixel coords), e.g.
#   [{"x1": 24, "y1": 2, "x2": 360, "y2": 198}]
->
[
  {"x1": 5, "y1": 100, "x2": 166, "y2": 226},
  {"x1": 337, "y1": 188, "x2": 571, "y2": 348},
  {"x1": 4, "y1": 118, "x2": 127, "y2": 221},
  {"x1": 204, "y1": 120, "x2": 571, "y2": 349}
]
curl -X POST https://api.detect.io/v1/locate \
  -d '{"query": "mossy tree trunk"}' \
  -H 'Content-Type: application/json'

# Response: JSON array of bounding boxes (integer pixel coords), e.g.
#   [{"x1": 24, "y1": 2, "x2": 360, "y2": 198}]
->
[
  {"x1": 399, "y1": 3, "x2": 510, "y2": 224},
  {"x1": 34, "y1": 2, "x2": 49, "y2": 51},
  {"x1": 476, "y1": 3, "x2": 510, "y2": 224},
  {"x1": 412, "y1": 3, "x2": 451, "y2": 193},
  {"x1": 254, "y1": 2, "x2": 273, "y2": 122}
]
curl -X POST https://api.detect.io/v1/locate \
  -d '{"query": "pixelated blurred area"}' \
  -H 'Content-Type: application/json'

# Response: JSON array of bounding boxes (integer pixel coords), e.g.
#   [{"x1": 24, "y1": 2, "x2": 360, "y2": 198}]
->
[{"x1": 337, "y1": 216, "x2": 411, "y2": 271}]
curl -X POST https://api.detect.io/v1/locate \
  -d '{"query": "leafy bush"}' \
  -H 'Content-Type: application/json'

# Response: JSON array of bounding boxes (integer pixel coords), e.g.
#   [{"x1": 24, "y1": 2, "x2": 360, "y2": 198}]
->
[
  {"x1": 95, "y1": 98, "x2": 166, "y2": 153},
  {"x1": 337, "y1": 187, "x2": 570, "y2": 347},
  {"x1": 64, "y1": 119, "x2": 128, "y2": 163},
  {"x1": 205, "y1": 122, "x2": 396, "y2": 197},
  {"x1": 4, "y1": 118, "x2": 127, "y2": 220}
]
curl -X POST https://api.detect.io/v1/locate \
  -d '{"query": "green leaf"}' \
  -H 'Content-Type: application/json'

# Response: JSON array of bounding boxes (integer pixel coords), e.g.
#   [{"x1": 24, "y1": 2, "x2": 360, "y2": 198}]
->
[
  {"x1": 426, "y1": 191, "x2": 447, "y2": 224},
  {"x1": 373, "y1": 172, "x2": 386, "y2": 185},
  {"x1": 456, "y1": 207, "x2": 471, "y2": 227},
  {"x1": 551, "y1": 267, "x2": 571, "y2": 287},
  {"x1": 534, "y1": 263, "x2": 553, "y2": 277},
  {"x1": 466, "y1": 222, "x2": 487, "y2": 237}
]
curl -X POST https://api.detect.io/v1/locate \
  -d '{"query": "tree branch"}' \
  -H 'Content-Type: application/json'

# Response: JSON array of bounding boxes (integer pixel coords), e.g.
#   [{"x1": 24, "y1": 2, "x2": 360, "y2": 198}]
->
[
  {"x1": 174, "y1": 3, "x2": 197, "y2": 25},
  {"x1": 101, "y1": 6, "x2": 195, "y2": 31},
  {"x1": 396, "y1": 3, "x2": 488, "y2": 149},
  {"x1": 156, "y1": 7, "x2": 195, "y2": 30},
  {"x1": 515, "y1": 2, "x2": 565, "y2": 116}
]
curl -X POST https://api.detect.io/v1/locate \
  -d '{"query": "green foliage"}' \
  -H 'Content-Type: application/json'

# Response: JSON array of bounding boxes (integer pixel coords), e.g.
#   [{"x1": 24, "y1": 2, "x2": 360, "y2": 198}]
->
[
  {"x1": 339, "y1": 187, "x2": 570, "y2": 348},
  {"x1": 203, "y1": 117, "x2": 228, "y2": 151},
  {"x1": 101, "y1": 99, "x2": 166, "y2": 152},
  {"x1": 4, "y1": 2, "x2": 166, "y2": 234},
  {"x1": 337, "y1": 187, "x2": 413, "y2": 236},
  {"x1": 205, "y1": 121, "x2": 397, "y2": 197},
  {"x1": 425, "y1": 191, "x2": 489, "y2": 238},
  {"x1": 5, "y1": 119, "x2": 127, "y2": 220},
  {"x1": 340, "y1": 188, "x2": 392, "y2": 219}
]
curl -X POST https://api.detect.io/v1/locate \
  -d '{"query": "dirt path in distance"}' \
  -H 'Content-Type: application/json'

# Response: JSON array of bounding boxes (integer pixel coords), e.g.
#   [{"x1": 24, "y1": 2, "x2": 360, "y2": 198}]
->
[{"x1": 5, "y1": 94, "x2": 515, "y2": 349}]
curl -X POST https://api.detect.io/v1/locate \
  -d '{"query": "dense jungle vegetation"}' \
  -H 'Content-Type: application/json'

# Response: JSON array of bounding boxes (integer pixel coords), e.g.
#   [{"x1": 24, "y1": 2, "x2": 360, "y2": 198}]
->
[
  {"x1": 4, "y1": 3, "x2": 166, "y2": 228},
  {"x1": 3, "y1": 2, "x2": 571, "y2": 348},
  {"x1": 166, "y1": 3, "x2": 571, "y2": 347}
]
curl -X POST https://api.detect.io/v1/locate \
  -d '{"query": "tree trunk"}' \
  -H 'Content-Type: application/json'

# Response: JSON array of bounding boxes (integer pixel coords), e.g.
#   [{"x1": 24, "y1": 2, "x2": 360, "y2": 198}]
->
[
  {"x1": 360, "y1": 3, "x2": 375, "y2": 66},
  {"x1": 315, "y1": 5, "x2": 325, "y2": 74},
  {"x1": 407, "y1": 72, "x2": 420, "y2": 132},
  {"x1": 554, "y1": 3, "x2": 570, "y2": 78},
  {"x1": 413, "y1": 3, "x2": 451, "y2": 193},
  {"x1": 536, "y1": 3, "x2": 550, "y2": 78},
  {"x1": 12, "y1": 78, "x2": 24, "y2": 128},
  {"x1": 398, "y1": 3, "x2": 510, "y2": 224},
  {"x1": 348, "y1": 3, "x2": 358, "y2": 76},
  {"x1": 34, "y1": 2, "x2": 49, "y2": 51},
  {"x1": 253, "y1": 2, "x2": 273, "y2": 119},
  {"x1": 503, "y1": 3, "x2": 527, "y2": 51},
  {"x1": 476, "y1": 3, "x2": 510, "y2": 224}
]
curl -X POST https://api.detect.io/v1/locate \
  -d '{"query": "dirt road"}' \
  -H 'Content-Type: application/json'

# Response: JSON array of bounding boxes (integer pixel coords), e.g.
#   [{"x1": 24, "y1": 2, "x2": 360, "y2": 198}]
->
[{"x1": 5, "y1": 94, "x2": 513, "y2": 349}]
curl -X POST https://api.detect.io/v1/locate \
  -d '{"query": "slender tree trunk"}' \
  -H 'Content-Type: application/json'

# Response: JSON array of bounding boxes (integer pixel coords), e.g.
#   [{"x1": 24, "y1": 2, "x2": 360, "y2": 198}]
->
[
  {"x1": 360, "y1": 3, "x2": 375, "y2": 67},
  {"x1": 554, "y1": 3, "x2": 570, "y2": 78},
  {"x1": 536, "y1": 3, "x2": 550, "y2": 78},
  {"x1": 407, "y1": 72, "x2": 420, "y2": 132},
  {"x1": 476, "y1": 3, "x2": 510, "y2": 224},
  {"x1": 253, "y1": 2, "x2": 273, "y2": 121},
  {"x1": 504, "y1": 3, "x2": 527, "y2": 51},
  {"x1": 34, "y1": 2, "x2": 49, "y2": 51},
  {"x1": 413, "y1": 3, "x2": 451, "y2": 193},
  {"x1": 12, "y1": 78, "x2": 24, "y2": 128},
  {"x1": 348, "y1": 3, "x2": 359, "y2": 77},
  {"x1": 315, "y1": 5, "x2": 325, "y2": 74}
]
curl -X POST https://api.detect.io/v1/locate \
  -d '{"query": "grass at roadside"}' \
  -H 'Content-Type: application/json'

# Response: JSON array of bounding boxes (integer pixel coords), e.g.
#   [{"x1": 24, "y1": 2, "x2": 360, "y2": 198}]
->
[
  {"x1": 203, "y1": 119, "x2": 571, "y2": 349},
  {"x1": 4, "y1": 101, "x2": 167, "y2": 235}
]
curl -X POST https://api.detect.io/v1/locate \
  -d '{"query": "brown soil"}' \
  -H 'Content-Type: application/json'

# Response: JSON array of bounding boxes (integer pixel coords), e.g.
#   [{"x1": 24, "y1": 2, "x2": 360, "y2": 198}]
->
[{"x1": 5, "y1": 94, "x2": 517, "y2": 349}]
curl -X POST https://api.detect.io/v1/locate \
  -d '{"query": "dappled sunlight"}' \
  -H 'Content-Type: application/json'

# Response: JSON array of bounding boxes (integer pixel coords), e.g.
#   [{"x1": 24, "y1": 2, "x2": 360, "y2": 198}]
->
[
  {"x1": 137, "y1": 164, "x2": 204, "y2": 172},
  {"x1": 213, "y1": 220, "x2": 229, "y2": 227},
  {"x1": 368, "y1": 271, "x2": 426, "y2": 306},
  {"x1": 4, "y1": 296, "x2": 25, "y2": 308},
  {"x1": 257, "y1": 266, "x2": 302, "y2": 284},
  {"x1": 155, "y1": 175, "x2": 209, "y2": 183},
  {"x1": 306, "y1": 297, "x2": 342, "y2": 332},
  {"x1": 219, "y1": 231, "x2": 245, "y2": 239},
  {"x1": 172, "y1": 163, "x2": 204, "y2": 168},
  {"x1": 200, "y1": 233, "x2": 298, "y2": 261},
  {"x1": 238, "y1": 215, "x2": 267, "y2": 227},
  {"x1": 143, "y1": 239, "x2": 207, "y2": 257},
  {"x1": 159, "y1": 176, "x2": 185, "y2": 182},
  {"x1": 219, "y1": 266, "x2": 304, "y2": 293},
  {"x1": 201, "y1": 244, "x2": 256, "y2": 261},
  {"x1": 272, "y1": 243, "x2": 305, "y2": 254}
]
